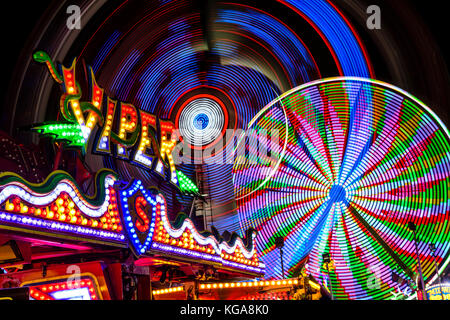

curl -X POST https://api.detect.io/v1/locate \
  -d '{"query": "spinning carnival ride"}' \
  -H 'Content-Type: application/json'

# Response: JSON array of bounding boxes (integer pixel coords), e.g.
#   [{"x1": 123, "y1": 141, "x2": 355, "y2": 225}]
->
[
  {"x1": 2, "y1": 0, "x2": 450, "y2": 300},
  {"x1": 8, "y1": 0, "x2": 375, "y2": 234},
  {"x1": 233, "y1": 78, "x2": 450, "y2": 300}
]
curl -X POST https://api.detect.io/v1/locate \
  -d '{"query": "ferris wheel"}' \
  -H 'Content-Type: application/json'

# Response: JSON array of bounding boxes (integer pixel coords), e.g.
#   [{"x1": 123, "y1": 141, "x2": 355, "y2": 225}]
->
[{"x1": 233, "y1": 77, "x2": 450, "y2": 300}]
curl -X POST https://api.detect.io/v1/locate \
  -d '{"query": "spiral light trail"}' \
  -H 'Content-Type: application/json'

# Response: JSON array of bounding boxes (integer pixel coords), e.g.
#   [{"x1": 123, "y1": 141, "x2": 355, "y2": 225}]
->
[
  {"x1": 178, "y1": 97, "x2": 225, "y2": 147},
  {"x1": 233, "y1": 77, "x2": 450, "y2": 300}
]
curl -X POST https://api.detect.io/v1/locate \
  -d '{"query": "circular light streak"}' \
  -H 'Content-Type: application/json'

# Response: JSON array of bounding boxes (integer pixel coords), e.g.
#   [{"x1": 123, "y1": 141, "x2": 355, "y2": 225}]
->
[
  {"x1": 193, "y1": 113, "x2": 209, "y2": 130},
  {"x1": 233, "y1": 77, "x2": 450, "y2": 300},
  {"x1": 71, "y1": 1, "x2": 374, "y2": 224},
  {"x1": 178, "y1": 97, "x2": 225, "y2": 147}
]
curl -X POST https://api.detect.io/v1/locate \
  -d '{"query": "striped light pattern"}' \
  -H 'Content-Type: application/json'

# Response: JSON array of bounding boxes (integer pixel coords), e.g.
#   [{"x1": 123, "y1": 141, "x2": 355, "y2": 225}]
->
[
  {"x1": 178, "y1": 97, "x2": 225, "y2": 147},
  {"x1": 280, "y1": 0, "x2": 371, "y2": 77},
  {"x1": 78, "y1": 0, "x2": 373, "y2": 226},
  {"x1": 233, "y1": 77, "x2": 450, "y2": 300}
]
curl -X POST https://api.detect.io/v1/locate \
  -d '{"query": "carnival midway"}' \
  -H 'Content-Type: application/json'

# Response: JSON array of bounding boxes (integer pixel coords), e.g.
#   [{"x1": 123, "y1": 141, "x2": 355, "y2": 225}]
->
[{"x1": 1, "y1": 0, "x2": 450, "y2": 302}]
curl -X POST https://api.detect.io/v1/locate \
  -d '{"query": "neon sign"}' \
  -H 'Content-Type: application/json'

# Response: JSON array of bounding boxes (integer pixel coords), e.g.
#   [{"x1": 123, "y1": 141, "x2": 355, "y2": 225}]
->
[
  {"x1": 32, "y1": 51, "x2": 193, "y2": 192},
  {"x1": 22, "y1": 275, "x2": 101, "y2": 300},
  {"x1": 118, "y1": 179, "x2": 264, "y2": 273},
  {"x1": 0, "y1": 167, "x2": 263, "y2": 274},
  {"x1": 0, "y1": 169, "x2": 125, "y2": 242},
  {"x1": 0, "y1": 52, "x2": 264, "y2": 275}
]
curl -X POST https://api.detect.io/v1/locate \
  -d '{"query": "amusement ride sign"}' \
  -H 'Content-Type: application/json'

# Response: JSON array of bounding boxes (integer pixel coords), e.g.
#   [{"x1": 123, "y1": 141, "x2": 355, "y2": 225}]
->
[{"x1": 31, "y1": 51, "x2": 197, "y2": 194}]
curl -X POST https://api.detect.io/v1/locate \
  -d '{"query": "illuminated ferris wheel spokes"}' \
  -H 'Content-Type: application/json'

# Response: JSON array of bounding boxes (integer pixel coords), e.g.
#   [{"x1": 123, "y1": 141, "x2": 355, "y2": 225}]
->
[
  {"x1": 233, "y1": 96, "x2": 290, "y2": 201},
  {"x1": 234, "y1": 77, "x2": 450, "y2": 299}
]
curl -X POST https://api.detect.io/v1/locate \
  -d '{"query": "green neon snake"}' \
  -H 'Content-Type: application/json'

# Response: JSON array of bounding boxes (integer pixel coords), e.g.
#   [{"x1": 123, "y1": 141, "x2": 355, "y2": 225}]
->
[
  {"x1": 33, "y1": 50, "x2": 137, "y2": 147},
  {"x1": 33, "y1": 51, "x2": 64, "y2": 84}
]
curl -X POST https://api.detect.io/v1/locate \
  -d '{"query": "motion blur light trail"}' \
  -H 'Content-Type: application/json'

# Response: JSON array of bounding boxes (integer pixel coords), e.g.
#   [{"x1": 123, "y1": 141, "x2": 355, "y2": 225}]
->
[
  {"x1": 280, "y1": 0, "x2": 373, "y2": 77},
  {"x1": 3, "y1": 0, "x2": 450, "y2": 301},
  {"x1": 74, "y1": 0, "x2": 373, "y2": 231},
  {"x1": 233, "y1": 77, "x2": 450, "y2": 300},
  {"x1": 178, "y1": 95, "x2": 226, "y2": 148}
]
